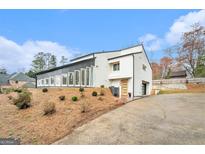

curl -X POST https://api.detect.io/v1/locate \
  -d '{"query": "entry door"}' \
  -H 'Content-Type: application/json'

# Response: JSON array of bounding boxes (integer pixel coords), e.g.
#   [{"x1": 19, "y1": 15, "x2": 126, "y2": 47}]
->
[
  {"x1": 142, "y1": 83, "x2": 146, "y2": 95},
  {"x1": 120, "y1": 79, "x2": 128, "y2": 97}
]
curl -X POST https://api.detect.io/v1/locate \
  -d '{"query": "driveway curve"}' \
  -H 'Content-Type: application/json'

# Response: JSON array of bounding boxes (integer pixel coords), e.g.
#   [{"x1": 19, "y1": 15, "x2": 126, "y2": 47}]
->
[{"x1": 54, "y1": 93, "x2": 205, "y2": 144}]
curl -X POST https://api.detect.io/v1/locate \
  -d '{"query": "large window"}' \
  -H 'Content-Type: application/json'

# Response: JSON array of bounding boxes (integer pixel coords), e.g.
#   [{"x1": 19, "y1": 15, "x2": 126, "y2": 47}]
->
[
  {"x1": 62, "y1": 74, "x2": 67, "y2": 86},
  {"x1": 81, "y1": 69, "x2": 85, "y2": 86},
  {"x1": 86, "y1": 67, "x2": 90, "y2": 86},
  {"x1": 113, "y1": 63, "x2": 120, "y2": 71},
  {"x1": 68, "y1": 72, "x2": 74, "y2": 85},
  {"x1": 51, "y1": 77, "x2": 55, "y2": 85},
  {"x1": 41, "y1": 79, "x2": 44, "y2": 85},
  {"x1": 45, "y1": 78, "x2": 49, "y2": 85},
  {"x1": 75, "y1": 70, "x2": 80, "y2": 86}
]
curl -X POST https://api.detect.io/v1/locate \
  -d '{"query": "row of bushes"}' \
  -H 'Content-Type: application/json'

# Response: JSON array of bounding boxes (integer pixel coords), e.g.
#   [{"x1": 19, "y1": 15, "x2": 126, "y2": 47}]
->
[{"x1": 0, "y1": 88, "x2": 23, "y2": 94}]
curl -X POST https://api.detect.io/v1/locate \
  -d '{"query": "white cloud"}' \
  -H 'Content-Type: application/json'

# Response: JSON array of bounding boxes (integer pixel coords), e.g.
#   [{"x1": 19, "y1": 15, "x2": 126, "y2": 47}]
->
[
  {"x1": 139, "y1": 10, "x2": 205, "y2": 53},
  {"x1": 138, "y1": 33, "x2": 163, "y2": 52},
  {"x1": 165, "y1": 10, "x2": 205, "y2": 45},
  {"x1": 0, "y1": 36, "x2": 76, "y2": 73}
]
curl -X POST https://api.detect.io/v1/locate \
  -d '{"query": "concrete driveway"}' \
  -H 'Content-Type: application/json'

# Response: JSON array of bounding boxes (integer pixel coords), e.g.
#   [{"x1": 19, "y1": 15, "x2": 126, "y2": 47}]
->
[{"x1": 54, "y1": 93, "x2": 205, "y2": 144}]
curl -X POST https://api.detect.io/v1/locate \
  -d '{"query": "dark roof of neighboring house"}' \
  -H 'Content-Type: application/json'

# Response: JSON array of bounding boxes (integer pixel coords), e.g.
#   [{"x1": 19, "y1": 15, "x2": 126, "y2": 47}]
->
[
  {"x1": 22, "y1": 82, "x2": 35, "y2": 88},
  {"x1": 9, "y1": 72, "x2": 35, "y2": 82},
  {"x1": 170, "y1": 70, "x2": 187, "y2": 78},
  {"x1": 0, "y1": 73, "x2": 10, "y2": 85}
]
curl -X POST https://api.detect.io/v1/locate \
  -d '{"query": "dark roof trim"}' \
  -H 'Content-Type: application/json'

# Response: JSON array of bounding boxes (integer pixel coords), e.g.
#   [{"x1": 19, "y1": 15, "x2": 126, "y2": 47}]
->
[
  {"x1": 35, "y1": 57, "x2": 95, "y2": 75},
  {"x1": 141, "y1": 44, "x2": 152, "y2": 70},
  {"x1": 108, "y1": 52, "x2": 142, "y2": 61},
  {"x1": 70, "y1": 44, "x2": 143, "y2": 62}
]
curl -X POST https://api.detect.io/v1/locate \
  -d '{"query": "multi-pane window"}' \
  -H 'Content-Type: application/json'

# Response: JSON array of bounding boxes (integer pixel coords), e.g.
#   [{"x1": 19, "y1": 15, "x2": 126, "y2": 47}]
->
[
  {"x1": 51, "y1": 77, "x2": 55, "y2": 85},
  {"x1": 86, "y1": 67, "x2": 90, "y2": 86},
  {"x1": 81, "y1": 69, "x2": 85, "y2": 86},
  {"x1": 46, "y1": 78, "x2": 49, "y2": 85},
  {"x1": 68, "y1": 73, "x2": 74, "y2": 85},
  {"x1": 62, "y1": 75, "x2": 67, "y2": 85},
  {"x1": 113, "y1": 63, "x2": 120, "y2": 71},
  {"x1": 75, "y1": 71, "x2": 80, "y2": 85},
  {"x1": 41, "y1": 79, "x2": 44, "y2": 85}
]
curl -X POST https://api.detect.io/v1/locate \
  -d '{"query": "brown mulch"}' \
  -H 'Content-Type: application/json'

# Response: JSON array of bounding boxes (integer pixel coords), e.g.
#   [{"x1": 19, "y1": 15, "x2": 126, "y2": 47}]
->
[{"x1": 0, "y1": 88, "x2": 123, "y2": 144}]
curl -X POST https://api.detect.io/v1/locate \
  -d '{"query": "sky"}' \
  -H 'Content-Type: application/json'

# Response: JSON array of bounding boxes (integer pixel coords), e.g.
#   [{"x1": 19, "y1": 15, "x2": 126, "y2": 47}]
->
[{"x1": 0, "y1": 9, "x2": 204, "y2": 73}]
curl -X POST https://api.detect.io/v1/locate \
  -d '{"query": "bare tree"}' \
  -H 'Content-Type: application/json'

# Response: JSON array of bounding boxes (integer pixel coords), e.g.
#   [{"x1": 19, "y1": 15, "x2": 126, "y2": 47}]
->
[{"x1": 165, "y1": 23, "x2": 205, "y2": 78}]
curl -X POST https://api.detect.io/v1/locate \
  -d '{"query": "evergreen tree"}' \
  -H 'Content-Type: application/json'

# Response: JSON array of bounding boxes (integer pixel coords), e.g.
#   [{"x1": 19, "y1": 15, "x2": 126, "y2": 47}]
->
[
  {"x1": 31, "y1": 52, "x2": 46, "y2": 72},
  {"x1": 48, "y1": 55, "x2": 57, "y2": 69},
  {"x1": 60, "y1": 56, "x2": 68, "y2": 65}
]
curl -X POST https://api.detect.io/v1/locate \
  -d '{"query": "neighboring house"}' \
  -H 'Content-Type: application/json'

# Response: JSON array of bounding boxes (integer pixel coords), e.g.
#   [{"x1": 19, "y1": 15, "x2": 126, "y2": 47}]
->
[
  {"x1": 169, "y1": 70, "x2": 187, "y2": 79},
  {"x1": 9, "y1": 72, "x2": 35, "y2": 88},
  {"x1": 36, "y1": 44, "x2": 152, "y2": 98},
  {"x1": 0, "y1": 72, "x2": 35, "y2": 88}
]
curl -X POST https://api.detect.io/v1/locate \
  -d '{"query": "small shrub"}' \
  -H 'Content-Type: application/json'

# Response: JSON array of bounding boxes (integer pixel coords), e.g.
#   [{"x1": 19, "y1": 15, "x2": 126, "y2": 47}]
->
[
  {"x1": 0, "y1": 88, "x2": 2, "y2": 94},
  {"x1": 80, "y1": 100, "x2": 89, "y2": 113},
  {"x1": 14, "y1": 88, "x2": 22, "y2": 93},
  {"x1": 100, "y1": 85, "x2": 105, "y2": 96},
  {"x1": 79, "y1": 87, "x2": 85, "y2": 97},
  {"x1": 42, "y1": 88, "x2": 48, "y2": 93},
  {"x1": 72, "y1": 96, "x2": 78, "y2": 102},
  {"x1": 59, "y1": 95, "x2": 65, "y2": 101},
  {"x1": 92, "y1": 91, "x2": 98, "y2": 96},
  {"x1": 79, "y1": 87, "x2": 84, "y2": 92},
  {"x1": 13, "y1": 91, "x2": 32, "y2": 109},
  {"x1": 43, "y1": 101, "x2": 56, "y2": 115},
  {"x1": 98, "y1": 96, "x2": 103, "y2": 101}
]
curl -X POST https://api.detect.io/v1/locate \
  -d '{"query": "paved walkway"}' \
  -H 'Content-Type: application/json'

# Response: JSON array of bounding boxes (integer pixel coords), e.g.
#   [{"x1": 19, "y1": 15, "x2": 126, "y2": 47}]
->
[{"x1": 54, "y1": 93, "x2": 205, "y2": 144}]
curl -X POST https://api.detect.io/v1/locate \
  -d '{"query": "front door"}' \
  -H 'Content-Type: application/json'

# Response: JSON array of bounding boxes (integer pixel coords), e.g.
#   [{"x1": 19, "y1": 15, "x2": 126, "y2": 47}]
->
[{"x1": 120, "y1": 79, "x2": 128, "y2": 98}]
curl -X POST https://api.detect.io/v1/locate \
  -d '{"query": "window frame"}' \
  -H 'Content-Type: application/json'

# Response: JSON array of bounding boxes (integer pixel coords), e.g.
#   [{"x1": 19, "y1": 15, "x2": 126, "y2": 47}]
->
[
  {"x1": 62, "y1": 74, "x2": 68, "y2": 86},
  {"x1": 45, "y1": 78, "x2": 49, "y2": 86},
  {"x1": 113, "y1": 62, "x2": 120, "y2": 71},
  {"x1": 50, "y1": 76, "x2": 55, "y2": 86},
  {"x1": 81, "y1": 68, "x2": 86, "y2": 86},
  {"x1": 68, "y1": 72, "x2": 74, "y2": 86},
  {"x1": 74, "y1": 70, "x2": 80, "y2": 86},
  {"x1": 86, "y1": 67, "x2": 90, "y2": 87}
]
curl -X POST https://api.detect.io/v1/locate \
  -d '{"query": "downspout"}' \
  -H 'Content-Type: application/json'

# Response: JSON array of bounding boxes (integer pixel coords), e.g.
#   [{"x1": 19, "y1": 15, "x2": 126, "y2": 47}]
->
[{"x1": 132, "y1": 54, "x2": 135, "y2": 98}]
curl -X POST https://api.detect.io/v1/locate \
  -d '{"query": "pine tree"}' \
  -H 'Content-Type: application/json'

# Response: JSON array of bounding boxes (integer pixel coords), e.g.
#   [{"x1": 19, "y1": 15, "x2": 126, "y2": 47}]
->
[
  {"x1": 60, "y1": 56, "x2": 68, "y2": 65},
  {"x1": 48, "y1": 55, "x2": 57, "y2": 69},
  {"x1": 31, "y1": 52, "x2": 46, "y2": 72}
]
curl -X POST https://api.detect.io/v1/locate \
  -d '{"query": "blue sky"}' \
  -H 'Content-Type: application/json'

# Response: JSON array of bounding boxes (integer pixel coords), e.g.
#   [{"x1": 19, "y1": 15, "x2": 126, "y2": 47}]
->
[{"x1": 0, "y1": 9, "x2": 204, "y2": 72}]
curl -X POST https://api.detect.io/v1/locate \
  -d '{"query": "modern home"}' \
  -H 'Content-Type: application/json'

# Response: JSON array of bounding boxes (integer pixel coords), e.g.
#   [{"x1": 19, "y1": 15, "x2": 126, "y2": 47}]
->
[{"x1": 35, "y1": 44, "x2": 152, "y2": 98}]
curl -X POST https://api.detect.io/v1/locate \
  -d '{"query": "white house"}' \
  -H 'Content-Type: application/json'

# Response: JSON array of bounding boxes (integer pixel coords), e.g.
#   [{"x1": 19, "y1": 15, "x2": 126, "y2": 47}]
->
[{"x1": 35, "y1": 44, "x2": 152, "y2": 98}]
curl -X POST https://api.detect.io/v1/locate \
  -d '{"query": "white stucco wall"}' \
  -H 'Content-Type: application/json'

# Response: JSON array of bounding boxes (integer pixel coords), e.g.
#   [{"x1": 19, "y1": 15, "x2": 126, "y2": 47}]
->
[
  {"x1": 133, "y1": 51, "x2": 152, "y2": 96},
  {"x1": 93, "y1": 52, "x2": 120, "y2": 87}
]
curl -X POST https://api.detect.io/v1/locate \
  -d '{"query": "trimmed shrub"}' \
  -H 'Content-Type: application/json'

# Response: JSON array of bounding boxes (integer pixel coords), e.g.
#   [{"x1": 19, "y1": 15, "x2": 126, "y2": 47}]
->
[
  {"x1": 43, "y1": 101, "x2": 56, "y2": 115},
  {"x1": 100, "y1": 85, "x2": 105, "y2": 88},
  {"x1": 79, "y1": 87, "x2": 84, "y2": 92},
  {"x1": 92, "y1": 91, "x2": 98, "y2": 96},
  {"x1": 72, "y1": 96, "x2": 78, "y2": 102},
  {"x1": 14, "y1": 88, "x2": 22, "y2": 93},
  {"x1": 13, "y1": 91, "x2": 32, "y2": 109},
  {"x1": 0, "y1": 88, "x2": 2, "y2": 94},
  {"x1": 59, "y1": 95, "x2": 65, "y2": 101},
  {"x1": 42, "y1": 88, "x2": 48, "y2": 93},
  {"x1": 99, "y1": 91, "x2": 105, "y2": 96},
  {"x1": 79, "y1": 87, "x2": 85, "y2": 97}
]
